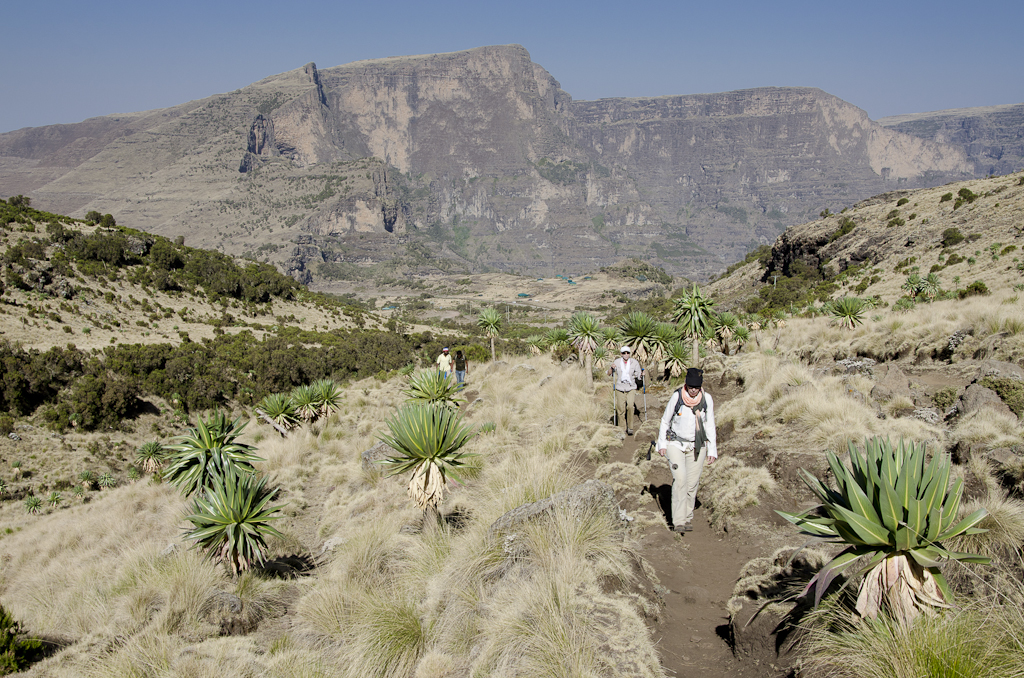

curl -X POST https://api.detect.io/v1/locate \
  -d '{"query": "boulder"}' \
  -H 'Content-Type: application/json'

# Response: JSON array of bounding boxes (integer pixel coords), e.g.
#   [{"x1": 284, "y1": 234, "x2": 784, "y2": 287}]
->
[
  {"x1": 488, "y1": 480, "x2": 620, "y2": 557},
  {"x1": 958, "y1": 383, "x2": 1014, "y2": 419},
  {"x1": 870, "y1": 363, "x2": 913, "y2": 402},
  {"x1": 976, "y1": 360, "x2": 1024, "y2": 383},
  {"x1": 361, "y1": 441, "x2": 399, "y2": 475}
]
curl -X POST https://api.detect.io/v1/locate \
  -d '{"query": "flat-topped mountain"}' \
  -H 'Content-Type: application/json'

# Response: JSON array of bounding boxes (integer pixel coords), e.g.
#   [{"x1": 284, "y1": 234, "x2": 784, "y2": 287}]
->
[{"x1": 0, "y1": 44, "x2": 1015, "y2": 283}]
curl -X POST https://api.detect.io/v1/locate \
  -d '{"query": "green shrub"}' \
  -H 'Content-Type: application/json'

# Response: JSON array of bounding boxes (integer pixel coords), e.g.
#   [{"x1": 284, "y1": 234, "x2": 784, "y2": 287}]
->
[
  {"x1": 941, "y1": 228, "x2": 965, "y2": 247},
  {"x1": 940, "y1": 192, "x2": 954, "y2": 203},
  {"x1": 896, "y1": 197, "x2": 910, "y2": 206},
  {"x1": 0, "y1": 603, "x2": 43, "y2": 674},
  {"x1": 954, "y1": 188, "x2": 978, "y2": 210},
  {"x1": 960, "y1": 281, "x2": 990, "y2": 298},
  {"x1": 828, "y1": 217, "x2": 856, "y2": 243},
  {"x1": 932, "y1": 386, "x2": 959, "y2": 411}
]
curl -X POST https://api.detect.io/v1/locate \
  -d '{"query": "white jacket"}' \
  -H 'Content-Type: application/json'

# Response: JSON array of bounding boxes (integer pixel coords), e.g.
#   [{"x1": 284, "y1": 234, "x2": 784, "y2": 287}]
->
[
  {"x1": 658, "y1": 389, "x2": 717, "y2": 459},
  {"x1": 610, "y1": 357, "x2": 642, "y2": 392}
]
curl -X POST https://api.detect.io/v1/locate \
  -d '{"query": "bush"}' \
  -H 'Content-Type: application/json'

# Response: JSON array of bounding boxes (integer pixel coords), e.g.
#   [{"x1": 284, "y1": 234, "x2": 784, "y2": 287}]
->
[
  {"x1": 940, "y1": 192, "x2": 953, "y2": 203},
  {"x1": 954, "y1": 188, "x2": 978, "y2": 210},
  {"x1": 0, "y1": 603, "x2": 43, "y2": 674},
  {"x1": 941, "y1": 228, "x2": 965, "y2": 247},
  {"x1": 960, "y1": 281, "x2": 990, "y2": 298},
  {"x1": 932, "y1": 386, "x2": 959, "y2": 411},
  {"x1": 896, "y1": 197, "x2": 910, "y2": 206}
]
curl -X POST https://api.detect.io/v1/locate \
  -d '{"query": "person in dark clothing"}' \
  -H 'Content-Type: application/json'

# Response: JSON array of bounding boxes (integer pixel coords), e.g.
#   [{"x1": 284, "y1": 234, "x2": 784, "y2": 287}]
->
[{"x1": 454, "y1": 349, "x2": 468, "y2": 389}]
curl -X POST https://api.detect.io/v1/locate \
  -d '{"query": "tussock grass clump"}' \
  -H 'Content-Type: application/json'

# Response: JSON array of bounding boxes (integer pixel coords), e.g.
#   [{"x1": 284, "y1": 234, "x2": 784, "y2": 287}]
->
[
  {"x1": 799, "y1": 591, "x2": 1024, "y2": 678},
  {"x1": 700, "y1": 457, "x2": 777, "y2": 532},
  {"x1": 0, "y1": 354, "x2": 658, "y2": 677}
]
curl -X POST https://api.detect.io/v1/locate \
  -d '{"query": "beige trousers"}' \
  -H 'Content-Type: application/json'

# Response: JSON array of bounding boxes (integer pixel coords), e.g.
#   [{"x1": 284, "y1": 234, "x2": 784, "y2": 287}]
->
[
  {"x1": 613, "y1": 389, "x2": 636, "y2": 429},
  {"x1": 665, "y1": 440, "x2": 707, "y2": 527}
]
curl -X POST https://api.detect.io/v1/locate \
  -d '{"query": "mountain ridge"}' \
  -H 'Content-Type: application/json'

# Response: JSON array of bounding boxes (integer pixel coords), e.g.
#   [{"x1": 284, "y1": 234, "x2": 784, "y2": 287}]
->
[{"x1": 0, "y1": 44, "x2": 1017, "y2": 283}]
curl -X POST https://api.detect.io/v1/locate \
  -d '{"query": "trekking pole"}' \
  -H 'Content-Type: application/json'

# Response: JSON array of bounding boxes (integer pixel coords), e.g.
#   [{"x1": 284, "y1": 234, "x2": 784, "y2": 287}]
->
[{"x1": 642, "y1": 367, "x2": 648, "y2": 422}]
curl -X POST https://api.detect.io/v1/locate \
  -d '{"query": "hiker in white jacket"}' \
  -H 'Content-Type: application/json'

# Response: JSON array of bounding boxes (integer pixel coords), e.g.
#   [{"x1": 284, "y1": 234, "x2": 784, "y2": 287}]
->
[
  {"x1": 657, "y1": 367, "x2": 717, "y2": 533},
  {"x1": 608, "y1": 346, "x2": 642, "y2": 435}
]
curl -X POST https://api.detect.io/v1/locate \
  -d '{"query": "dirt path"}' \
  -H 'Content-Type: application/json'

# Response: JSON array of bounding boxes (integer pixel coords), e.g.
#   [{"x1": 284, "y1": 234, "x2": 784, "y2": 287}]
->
[{"x1": 609, "y1": 388, "x2": 778, "y2": 678}]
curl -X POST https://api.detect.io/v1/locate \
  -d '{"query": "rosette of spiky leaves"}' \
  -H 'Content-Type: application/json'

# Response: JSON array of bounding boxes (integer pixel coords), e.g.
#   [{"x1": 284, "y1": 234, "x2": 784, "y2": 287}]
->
[
  {"x1": 732, "y1": 326, "x2": 751, "y2": 351},
  {"x1": 921, "y1": 273, "x2": 942, "y2": 301},
  {"x1": 592, "y1": 345, "x2": 609, "y2": 370},
  {"x1": 163, "y1": 413, "x2": 263, "y2": 496},
  {"x1": 290, "y1": 384, "x2": 320, "y2": 423},
  {"x1": 182, "y1": 468, "x2": 284, "y2": 577},
  {"x1": 651, "y1": 322, "x2": 680, "y2": 368},
  {"x1": 777, "y1": 437, "x2": 990, "y2": 625},
  {"x1": 477, "y1": 308, "x2": 502, "y2": 362},
  {"x1": 24, "y1": 496, "x2": 42, "y2": 514},
  {"x1": 378, "y1": 404, "x2": 477, "y2": 515},
  {"x1": 545, "y1": 328, "x2": 570, "y2": 355},
  {"x1": 662, "y1": 340, "x2": 690, "y2": 378},
  {"x1": 601, "y1": 326, "x2": 623, "y2": 353},
  {"x1": 135, "y1": 441, "x2": 166, "y2": 474},
  {"x1": 567, "y1": 311, "x2": 603, "y2": 388},
  {"x1": 902, "y1": 273, "x2": 924, "y2": 298},
  {"x1": 257, "y1": 393, "x2": 299, "y2": 432},
  {"x1": 671, "y1": 284, "x2": 716, "y2": 365},
  {"x1": 403, "y1": 370, "x2": 464, "y2": 409},
  {"x1": 313, "y1": 379, "x2": 343, "y2": 419},
  {"x1": 828, "y1": 297, "x2": 867, "y2": 330},
  {"x1": 713, "y1": 311, "x2": 740, "y2": 353},
  {"x1": 525, "y1": 334, "x2": 548, "y2": 356},
  {"x1": 78, "y1": 469, "x2": 96, "y2": 491},
  {"x1": 617, "y1": 311, "x2": 658, "y2": 366},
  {"x1": 47, "y1": 491, "x2": 62, "y2": 507},
  {"x1": 98, "y1": 472, "x2": 116, "y2": 488}
]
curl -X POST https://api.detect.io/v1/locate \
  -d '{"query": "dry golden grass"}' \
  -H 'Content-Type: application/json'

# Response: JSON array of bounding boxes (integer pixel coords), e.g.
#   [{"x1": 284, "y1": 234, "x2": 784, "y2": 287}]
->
[{"x1": 3, "y1": 354, "x2": 663, "y2": 677}]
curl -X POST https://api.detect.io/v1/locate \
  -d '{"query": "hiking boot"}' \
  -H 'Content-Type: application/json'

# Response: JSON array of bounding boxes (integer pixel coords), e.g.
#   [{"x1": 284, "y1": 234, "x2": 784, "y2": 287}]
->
[
  {"x1": 626, "y1": 429, "x2": 634, "y2": 436},
  {"x1": 683, "y1": 522, "x2": 693, "y2": 532}
]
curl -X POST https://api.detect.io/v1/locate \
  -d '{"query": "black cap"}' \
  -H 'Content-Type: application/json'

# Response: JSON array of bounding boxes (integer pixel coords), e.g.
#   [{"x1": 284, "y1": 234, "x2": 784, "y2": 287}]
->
[{"x1": 685, "y1": 368, "x2": 703, "y2": 387}]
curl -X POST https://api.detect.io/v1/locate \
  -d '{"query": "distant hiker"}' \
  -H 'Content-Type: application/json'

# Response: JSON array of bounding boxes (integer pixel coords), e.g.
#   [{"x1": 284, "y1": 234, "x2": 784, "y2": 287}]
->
[
  {"x1": 608, "y1": 346, "x2": 642, "y2": 435},
  {"x1": 454, "y1": 349, "x2": 468, "y2": 389},
  {"x1": 436, "y1": 347, "x2": 453, "y2": 378},
  {"x1": 657, "y1": 367, "x2": 718, "y2": 533}
]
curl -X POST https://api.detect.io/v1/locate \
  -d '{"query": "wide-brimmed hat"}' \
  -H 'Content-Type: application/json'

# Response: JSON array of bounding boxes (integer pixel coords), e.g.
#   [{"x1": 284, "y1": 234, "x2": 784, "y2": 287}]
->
[{"x1": 685, "y1": 368, "x2": 703, "y2": 387}]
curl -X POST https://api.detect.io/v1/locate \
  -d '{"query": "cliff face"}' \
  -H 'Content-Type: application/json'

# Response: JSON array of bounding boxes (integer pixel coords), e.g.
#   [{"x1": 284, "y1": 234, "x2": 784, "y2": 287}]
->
[
  {"x1": 0, "y1": 44, "x2": 999, "y2": 281},
  {"x1": 879, "y1": 104, "x2": 1024, "y2": 178}
]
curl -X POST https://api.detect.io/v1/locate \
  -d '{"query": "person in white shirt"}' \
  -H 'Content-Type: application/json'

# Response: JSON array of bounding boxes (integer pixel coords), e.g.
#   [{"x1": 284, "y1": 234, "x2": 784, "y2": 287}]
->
[
  {"x1": 657, "y1": 367, "x2": 718, "y2": 533},
  {"x1": 436, "y1": 347, "x2": 453, "y2": 377},
  {"x1": 607, "y1": 346, "x2": 642, "y2": 435}
]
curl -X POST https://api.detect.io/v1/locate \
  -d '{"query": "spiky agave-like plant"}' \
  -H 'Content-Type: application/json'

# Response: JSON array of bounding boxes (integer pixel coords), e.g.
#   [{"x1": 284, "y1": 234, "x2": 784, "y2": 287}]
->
[
  {"x1": 662, "y1": 340, "x2": 689, "y2": 378},
  {"x1": 617, "y1": 311, "x2": 658, "y2": 366},
  {"x1": 313, "y1": 378, "x2": 343, "y2": 419},
  {"x1": 671, "y1": 284, "x2": 716, "y2": 365},
  {"x1": 713, "y1": 311, "x2": 740, "y2": 354},
  {"x1": 567, "y1": 311, "x2": 602, "y2": 389},
  {"x1": 183, "y1": 468, "x2": 284, "y2": 577},
  {"x1": 601, "y1": 326, "x2": 623, "y2": 353},
  {"x1": 828, "y1": 297, "x2": 867, "y2": 330},
  {"x1": 477, "y1": 308, "x2": 503, "y2": 362},
  {"x1": 378, "y1": 404, "x2": 476, "y2": 527},
  {"x1": 525, "y1": 334, "x2": 548, "y2": 356},
  {"x1": 403, "y1": 370, "x2": 464, "y2": 409},
  {"x1": 135, "y1": 441, "x2": 166, "y2": 474},
  {"x1": 778, "y1": 437, "x2": 990, "y2": 625},
  {"x1": 290, "y1": 384, "x2": 320, "y2": 423},
  {"x1": 163, "y1": 413, "x2": 264, "y2": 496},
  {"x1": 257, "y1": 393, "x2": 299, "y2": 434}
]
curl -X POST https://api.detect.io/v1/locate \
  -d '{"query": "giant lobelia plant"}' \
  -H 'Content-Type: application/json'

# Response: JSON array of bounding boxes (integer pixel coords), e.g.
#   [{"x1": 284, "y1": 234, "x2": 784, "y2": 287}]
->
[
  {"x1": 778, "y1": 437, "x2": 989, "y2": 625},
  {"x1": 163, "y1": 413, "x2": 264, "y2": 496},
  {"x1": 378, "y1": 404, "x2": 476, "y2": 530},
  {"x1": 403, "y1": 370, "x2": 464, "y2": 409},
  {"x1": 182, "y1": 467, "x2": 284, "y2": 576}
]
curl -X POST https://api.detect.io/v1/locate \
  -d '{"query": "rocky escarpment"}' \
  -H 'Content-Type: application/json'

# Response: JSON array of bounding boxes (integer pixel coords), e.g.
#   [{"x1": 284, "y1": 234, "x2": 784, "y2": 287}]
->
[
  {"x1": 879, "y1": 104, "x2": 1024, "y2": 178},
  {"x1": 0, "y1": 44, "x2": 1004, "y2": 282}
]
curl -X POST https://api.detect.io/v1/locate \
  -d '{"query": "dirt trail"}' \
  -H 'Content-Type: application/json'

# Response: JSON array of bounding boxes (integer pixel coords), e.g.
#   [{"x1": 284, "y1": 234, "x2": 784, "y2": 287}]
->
[{"x1": 609, "y1": 388, "x2": 778, "y2": 678}]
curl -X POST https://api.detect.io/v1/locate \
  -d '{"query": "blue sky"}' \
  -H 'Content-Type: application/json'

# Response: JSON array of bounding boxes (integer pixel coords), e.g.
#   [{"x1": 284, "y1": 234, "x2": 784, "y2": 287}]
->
[{"x1": 2, "y1": 0, "x2": 1022, "y2": 133}]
